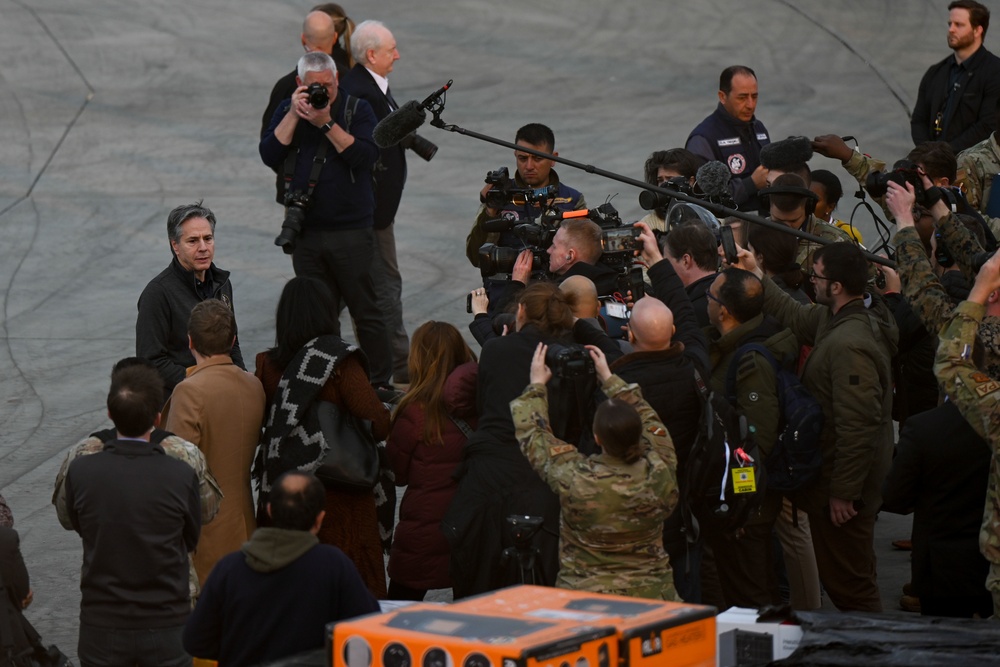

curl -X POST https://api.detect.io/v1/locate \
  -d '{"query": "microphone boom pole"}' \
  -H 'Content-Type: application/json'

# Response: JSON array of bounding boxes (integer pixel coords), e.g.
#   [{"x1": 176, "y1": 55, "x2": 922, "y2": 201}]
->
[{"x1": 428, "y1": 101, "x2": 894, "y2": 268}]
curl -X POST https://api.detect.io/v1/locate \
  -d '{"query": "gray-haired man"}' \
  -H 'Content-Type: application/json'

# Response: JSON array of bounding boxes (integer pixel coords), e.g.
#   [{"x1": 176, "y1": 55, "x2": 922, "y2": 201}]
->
[{"x1": 136, "y1": 201, "x2": 245, "y2": 396}]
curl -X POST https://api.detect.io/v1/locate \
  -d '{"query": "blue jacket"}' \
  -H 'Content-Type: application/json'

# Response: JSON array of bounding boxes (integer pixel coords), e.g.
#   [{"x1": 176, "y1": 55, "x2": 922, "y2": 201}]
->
[
  {"x1": 686, "y1": 103, "x2": 770, "y2": 210},
  {"x1": 259, "y1": 91, "x2": 379, "y2": 231}
]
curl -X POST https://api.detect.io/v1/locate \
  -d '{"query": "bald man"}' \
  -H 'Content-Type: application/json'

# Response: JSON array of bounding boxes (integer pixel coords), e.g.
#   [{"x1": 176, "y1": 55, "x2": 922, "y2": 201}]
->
[
  {"x1": 261, "y1": 10, "x2": 349, "y2": 137},
  {"x1": 560, "y1": 275, "x2": 601, "y2": 320},
  {"x1": 602, "y1": 221, "x2": 708, "y2": 603}
]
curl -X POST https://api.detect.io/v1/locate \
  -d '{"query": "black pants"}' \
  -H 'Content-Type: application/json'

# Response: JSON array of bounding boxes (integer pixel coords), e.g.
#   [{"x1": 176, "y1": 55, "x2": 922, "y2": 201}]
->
[
  {"x1": 293, "y1": 226, "x2": 392, "y2": 384},
  {"x1": 78, "y1": 622, "x2": 188, "y2": 667},
  {"x1": 387, "y1": 580, "x2": 427, "y2": 601}
]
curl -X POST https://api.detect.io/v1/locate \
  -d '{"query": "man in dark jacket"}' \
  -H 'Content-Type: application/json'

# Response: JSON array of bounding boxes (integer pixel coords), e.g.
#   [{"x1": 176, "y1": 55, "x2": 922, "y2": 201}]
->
[
  {"x1": 259, "y1": 50, "x2": 392, "y2": 387},
  {"x1": 340, "y1": 20, "x2": 413, "y2": 383},
  {"x1": 66, "y1": 363, "x2": 201, "y2": 666},
  {"x1": 136, "y1": 202, "x2": 245, "y2": 396},
  {"x1": 663, "y1": 221, "x2": 718, "y2": 328},
  {"x1": 911, "y1": 0, "x2": 1000, "y2": 152},
  {"x1": 606, "y1": 221, "x2": 707, "y2": 602},
  {"x1": 184, "y1": 472, "x2": 378, "y2": 666},
  {"x1": 686, "y1": 65, "x2": 770, "y2": 211},
  {"x1": 705, "y1": 268, "x2": 798, "y2": 609},
  {"x1": 737, "y1": 242, "x2": 898, "y2": 612}
]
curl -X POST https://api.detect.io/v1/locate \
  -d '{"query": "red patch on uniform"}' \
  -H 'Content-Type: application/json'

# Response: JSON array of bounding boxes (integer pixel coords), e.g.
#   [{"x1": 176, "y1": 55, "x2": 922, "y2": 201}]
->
[{"x1": 728, "y1": 154, "x2": 746, "y2": 175}]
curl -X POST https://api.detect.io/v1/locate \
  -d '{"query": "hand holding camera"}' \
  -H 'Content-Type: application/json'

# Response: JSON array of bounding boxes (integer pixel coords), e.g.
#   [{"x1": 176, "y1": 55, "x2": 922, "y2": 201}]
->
[{"x1": 291, "y1": 83, "x2": 333, "y2": 128}]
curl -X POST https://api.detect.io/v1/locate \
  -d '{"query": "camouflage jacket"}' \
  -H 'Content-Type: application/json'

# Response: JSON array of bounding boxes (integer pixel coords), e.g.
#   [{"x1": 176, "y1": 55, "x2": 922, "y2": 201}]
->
[
  {"x1": 52, "y1": 431, "x2": 223, "y2": 601},
  {"x1": 511, "y1": 375, "x2": 679, "y2": 601},
  {"x1": 934, "y1": 300, "x2": 1000, "y2": 605},
  {"x1": 956, "y1": 132, "x2": 1000, "y2": 236},
  {"x1": 896, "y1": 215, "x2": 1000, "y2": 377}
]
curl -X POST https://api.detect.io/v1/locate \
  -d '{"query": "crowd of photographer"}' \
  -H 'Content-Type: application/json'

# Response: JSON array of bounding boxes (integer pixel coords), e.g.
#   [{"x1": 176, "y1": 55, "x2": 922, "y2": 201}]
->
[{"x1": 12, "y1": 1, "x2": 1000, "y2": 665}]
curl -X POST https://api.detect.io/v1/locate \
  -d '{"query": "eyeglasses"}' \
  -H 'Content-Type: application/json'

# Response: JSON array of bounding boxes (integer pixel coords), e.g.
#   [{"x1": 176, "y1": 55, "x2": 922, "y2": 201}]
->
[
  {"x1": 805, "y1": 271, "x2": 832, "y2": 282},
  {"x1": 705, "y1": 290, "x2": 726, "y2": 308}
]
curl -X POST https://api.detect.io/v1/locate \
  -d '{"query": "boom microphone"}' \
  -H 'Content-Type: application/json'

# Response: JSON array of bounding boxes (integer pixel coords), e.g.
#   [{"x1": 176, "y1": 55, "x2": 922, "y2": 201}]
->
[
  {"x1": 373, "y1": 80, "x2": 453, "y2": 149},
  {"x1": 760, "y1": 136, "x2": 813, "y2": 170},
  {"x1": 695, "y1": 161, "x2": 732, "y2": 199},
  {"x1": 373, "y1": 100, "x2": 426, "y2": 148}
]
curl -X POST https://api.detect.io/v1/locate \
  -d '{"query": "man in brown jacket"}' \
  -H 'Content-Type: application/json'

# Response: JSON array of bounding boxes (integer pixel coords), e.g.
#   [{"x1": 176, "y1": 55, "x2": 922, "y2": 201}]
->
[{"x1": 163, "y1": 299, "x2": 266, "y2": 585}]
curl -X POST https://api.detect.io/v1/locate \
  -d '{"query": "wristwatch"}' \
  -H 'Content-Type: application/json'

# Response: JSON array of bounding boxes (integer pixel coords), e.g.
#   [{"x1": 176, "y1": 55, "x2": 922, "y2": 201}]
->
[{"x1": 320, "y1": 121, "x2": 334, "y2": 134}]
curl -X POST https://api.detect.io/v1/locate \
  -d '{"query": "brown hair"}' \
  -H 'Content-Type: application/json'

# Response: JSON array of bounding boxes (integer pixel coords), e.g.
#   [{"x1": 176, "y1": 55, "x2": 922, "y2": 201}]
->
[
  {"x1": 950, "y1": 0, "x2": 990, "y2": 38},
  {"x1": 518, "y1": 282, "x2": 575, "y2": 336},
  {"x1": 312, "y1": 3, "x2": 356, "y2": 67},
  {"x1": 392, "y1": 322, "x2": 477, "y2": 445},
  {"x1": 559, "y1": 219, "x2": 603, "y2": 264},
  {"x1": 188, "y1": 299, "x2": 235, "y2": 356},
  {"x1": 593, "y1": 399, "x2": 643, "y2": 464},
  {"x1": 108, "y1": 365, "x2": 163, "y2": 437}
]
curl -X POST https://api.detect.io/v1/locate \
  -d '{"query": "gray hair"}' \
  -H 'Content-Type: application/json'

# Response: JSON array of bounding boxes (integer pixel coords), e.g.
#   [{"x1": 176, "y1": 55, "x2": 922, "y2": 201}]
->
[
  {"x1": 351, "y1": 20, "x2": 387, "y2": 65},
  {"x1": 297, "y1": 51, "x2": 337, "y2": 80},
  {"x1": 167, "y1": 201, "x2": 216, "y2": 244}
]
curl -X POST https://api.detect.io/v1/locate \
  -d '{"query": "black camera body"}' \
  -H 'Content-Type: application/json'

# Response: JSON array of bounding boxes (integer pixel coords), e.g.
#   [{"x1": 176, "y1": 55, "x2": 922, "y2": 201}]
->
[
  {"x1": 506, "y1": 514, "x2": 544, "y2": 549},
  {"x1": 275, "y1": 190, "x2": 310, "y2": 254},
  {"x1": 306, "y1": 82, "x2": 330, "y2": 109},
  {"x1": 638, "y1": 175, "x2": 696, "y2": 212},
  {"x1": 865, "y1": 159, "x2": 927, "y2": 204},
  {"x1": 545, "y1": 343, "x2": 595, "y2": 381},
  {"x1": 477, "y1": 242, "x2": 548, "y2": 277}
]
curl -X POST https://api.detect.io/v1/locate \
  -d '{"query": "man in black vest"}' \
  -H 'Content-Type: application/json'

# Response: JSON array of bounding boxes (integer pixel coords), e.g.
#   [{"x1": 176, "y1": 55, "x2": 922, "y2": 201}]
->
[
  {"x1": 686, "y1": 66, "x2": 770, "y2": 212},
  {"x1": 340, "y1": 20, "x2": 412, "y2": 383}
]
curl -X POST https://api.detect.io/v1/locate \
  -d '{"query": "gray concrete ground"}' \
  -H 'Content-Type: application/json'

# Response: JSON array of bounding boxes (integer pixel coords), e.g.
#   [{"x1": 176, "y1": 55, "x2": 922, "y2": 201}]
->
[{"x1": 0, "y1": 0, "x2": 981, "y2": 657}]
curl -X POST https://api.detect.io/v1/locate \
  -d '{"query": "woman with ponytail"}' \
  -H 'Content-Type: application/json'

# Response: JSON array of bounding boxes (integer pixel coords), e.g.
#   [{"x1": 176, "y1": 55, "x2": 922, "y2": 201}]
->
[
  {"x1": 386, "y1": 322, "x2": 478, "y2": 600},
  {"x1": 511, "y1": 343, "x2": 680, "y2": 600},
  {"x1": 442, "y1": 281, "x2": 622, "y2": 598}
]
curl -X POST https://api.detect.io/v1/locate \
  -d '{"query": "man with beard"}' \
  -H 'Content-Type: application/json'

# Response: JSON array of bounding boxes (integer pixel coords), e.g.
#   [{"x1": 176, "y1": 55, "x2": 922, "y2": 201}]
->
[{"x1": 911, "y1": 1, "x2": 1000, "y2": 152}]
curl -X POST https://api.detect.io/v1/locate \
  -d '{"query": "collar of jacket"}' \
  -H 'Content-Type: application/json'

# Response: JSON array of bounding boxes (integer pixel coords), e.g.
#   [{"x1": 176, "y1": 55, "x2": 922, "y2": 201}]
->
[
  {"x1": 104, "y1": 439, "x2": 166, "y2": 457},
  {"x1": 710, "y1": 313, "x2": 766, "y2": 352},
  {"x1": 609, "y1": 342, "x2": 685, "y2": 371},
  {"x1": 712, "y1": 102, "x2": 756, "y2": 130},
  {"x1": 514, "y1": 167, "x2": 563, "y2": 190},
  {"x1": 185, "y1": 355, "x2": 236, "y2": 378},
  {"x1": 168, "y1": 255, "x2": 229, "y2": 293}
]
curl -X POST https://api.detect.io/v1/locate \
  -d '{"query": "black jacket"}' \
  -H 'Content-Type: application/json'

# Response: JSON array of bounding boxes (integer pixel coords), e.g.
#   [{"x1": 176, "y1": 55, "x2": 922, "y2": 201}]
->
[
  {"x1": 340, "y1": 65, "x2": 407, "y2": 230},
  {"x1": 686, "y1": 103, "x2": 771, "y2": 210},
  {"x1": 0, "y1": 528, "x2": 31, "y2": 658},
  {"x1": 911, "y1": 45, "x2": 1000, "y2": 152},
  {"x1": 443, "y1": 319, "x2": 622, "y2": 598},
  {"x1": 684, "y1": 273, "x2": 716, "y2": 330},
  {"x1": 136, "y1": 257, "x2": 245, "y2": 396},
  {"x1": 65, "y1": 439, "x2": 200, "y2": 629},
  {"x1": 882, "y1": 402, "x2": 991, "y2": 604}
]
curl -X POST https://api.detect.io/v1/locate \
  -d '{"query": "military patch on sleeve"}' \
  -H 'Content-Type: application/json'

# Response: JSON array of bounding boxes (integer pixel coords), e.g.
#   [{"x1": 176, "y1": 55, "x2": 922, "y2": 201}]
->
[
  {"x1": 971, "y1": 372, "x2": 993, "y2": 383},
  {"x1": 646, "y1": 425, "x2": 667, "y2": 437},
  {"x1": 549, "y1": 444, "x2": 576, "y2": 457},
  {"x1": 975, "y1": 380, "x2": 1000, "y2": 398}
]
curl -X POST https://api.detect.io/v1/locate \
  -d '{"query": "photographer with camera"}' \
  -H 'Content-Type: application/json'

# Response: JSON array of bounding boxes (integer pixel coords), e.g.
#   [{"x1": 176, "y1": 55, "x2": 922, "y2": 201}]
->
[
  {"x1": 638, "y1": 148, "x2": 704, "y2": 233},
  {"x1": 509, "y1": 342, "x2": 679, "y2": 601},
  {"x1": 442, "y1": 282, "x2": 622, "y2": 598},
  {"x1": 465, "y1": 124, "x2": 587, "y2": 270},
  {"x1": 259, "y1": 50, "x2": 393, "y2": 388}
]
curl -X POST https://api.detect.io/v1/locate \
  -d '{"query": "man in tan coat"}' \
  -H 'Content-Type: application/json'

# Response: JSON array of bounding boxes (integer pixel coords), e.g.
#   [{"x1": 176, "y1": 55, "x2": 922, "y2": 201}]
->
[{"x1": 163, "y1": 299, "x2": 265, "y2": 585}]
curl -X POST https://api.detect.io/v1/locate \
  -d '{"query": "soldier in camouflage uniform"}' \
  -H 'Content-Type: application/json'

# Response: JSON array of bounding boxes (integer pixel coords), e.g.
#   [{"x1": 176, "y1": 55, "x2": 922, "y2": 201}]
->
[
  {"x1": 934, "y1": 248, "x2": 1000, "y2": 618},
  {"x1": 956, "y1": 131, "x2": 1000, "y2": 236},
  {"x1": 511, "y1": 343, "x2": 679, "y2": 601},
  {"x1": 888, "y1": 180, "x2": 1000, "y2": 378},
  {"x1": 53, "y1": 420, "x2": 222, "y2": 601}
]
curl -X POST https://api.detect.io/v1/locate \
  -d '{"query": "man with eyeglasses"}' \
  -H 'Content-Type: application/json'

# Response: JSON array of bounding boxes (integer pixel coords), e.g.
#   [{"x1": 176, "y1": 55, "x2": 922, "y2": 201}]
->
[{"x1": 735, "y1": 241, "x2": 898, "y2": 612}]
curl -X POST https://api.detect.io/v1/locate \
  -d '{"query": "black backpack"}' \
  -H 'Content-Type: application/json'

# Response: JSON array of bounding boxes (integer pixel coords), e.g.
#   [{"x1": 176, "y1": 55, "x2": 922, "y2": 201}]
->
[
  {"x1": 725, "y1": 343, "x2": 824, "y2": 493},
  {"x1": 682, "y1": 368, "x2": 761, "y2": 542}
]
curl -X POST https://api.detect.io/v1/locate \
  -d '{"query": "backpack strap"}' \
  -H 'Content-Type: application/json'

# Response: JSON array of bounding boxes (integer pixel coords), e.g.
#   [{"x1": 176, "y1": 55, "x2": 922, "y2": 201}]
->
[{"x1": 725, "y1": 342, "x2": 780, "y2": 406}]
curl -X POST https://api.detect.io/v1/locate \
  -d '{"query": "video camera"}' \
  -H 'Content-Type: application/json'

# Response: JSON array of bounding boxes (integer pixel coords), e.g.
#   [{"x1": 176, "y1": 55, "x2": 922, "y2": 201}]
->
[
  {"x1": 481, "y1": 167, "x2": 559, "y2": 209},
  {"x1": 638, "y1": 176, "x2": 697, "y2": 213}
]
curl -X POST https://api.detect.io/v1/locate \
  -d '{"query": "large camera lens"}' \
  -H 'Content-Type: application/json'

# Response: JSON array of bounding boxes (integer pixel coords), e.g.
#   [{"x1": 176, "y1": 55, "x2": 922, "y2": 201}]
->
[
  {"x1": 307, "y1": 82, "x2": 330, "y2": 109},
  {"x1": 400, "y1": 133, "x2": 438, "y2": 162},
  {"x1": 276, "y1": 199, "x2": 308, "y2": 254}
]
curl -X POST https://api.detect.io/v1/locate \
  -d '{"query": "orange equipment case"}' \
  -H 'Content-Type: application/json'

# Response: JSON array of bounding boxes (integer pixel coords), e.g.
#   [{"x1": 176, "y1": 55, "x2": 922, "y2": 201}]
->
[
  {"x1": 330, "y1": 602, "x2": 619, "y2": 667},
  {"x1": 450, "y1": 585, "x2": 716, "y2": 667}
]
